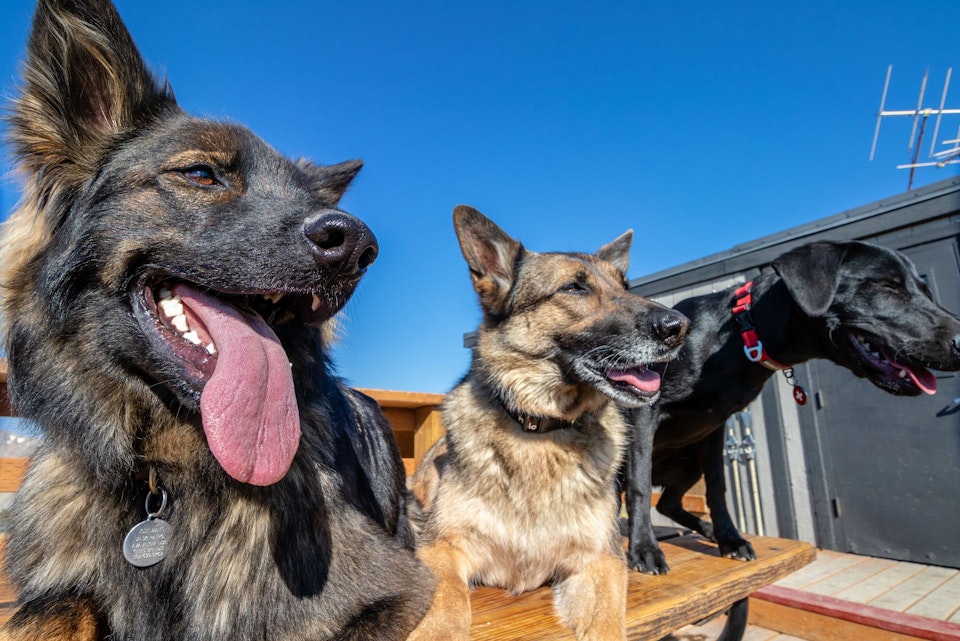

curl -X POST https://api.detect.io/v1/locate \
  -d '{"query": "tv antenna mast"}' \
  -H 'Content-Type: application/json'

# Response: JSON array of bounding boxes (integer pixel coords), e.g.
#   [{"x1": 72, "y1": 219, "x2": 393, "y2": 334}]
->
[{"x1": 869, "y1": 66, "x2": 960, "y2": 190}]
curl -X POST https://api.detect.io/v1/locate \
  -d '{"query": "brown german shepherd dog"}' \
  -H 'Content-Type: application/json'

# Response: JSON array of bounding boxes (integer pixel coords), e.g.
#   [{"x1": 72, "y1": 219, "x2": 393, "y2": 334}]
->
[
  {"x1": 0, "y1": 1, "x2": 432, "y2": 639},
  {"x1": 406, "y1": 206, "x2": 689, "y2": 640}
]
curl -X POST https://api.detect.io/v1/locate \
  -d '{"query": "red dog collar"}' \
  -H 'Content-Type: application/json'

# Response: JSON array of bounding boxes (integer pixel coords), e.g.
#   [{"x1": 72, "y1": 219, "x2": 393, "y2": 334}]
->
[
  {"x1": 732, "y1": 281, "x2": 789, "y2": 371},
  {"x1": 732, "y1": 281, "x2": 808, "y2": 404}
]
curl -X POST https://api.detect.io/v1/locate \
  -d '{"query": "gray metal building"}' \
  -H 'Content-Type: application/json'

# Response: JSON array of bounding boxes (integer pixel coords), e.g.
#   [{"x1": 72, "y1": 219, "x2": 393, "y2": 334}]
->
[{"x1": 629, "y1": 176, "x2": 960, "y2": 568}]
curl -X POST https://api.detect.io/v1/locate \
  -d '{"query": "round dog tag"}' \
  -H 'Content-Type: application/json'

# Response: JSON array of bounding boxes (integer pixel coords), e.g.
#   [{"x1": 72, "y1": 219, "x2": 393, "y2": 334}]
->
[
  {"x1": 123, "y1": 488, "x2": 171, "y2": 568},
  {"x1": 123, "y1": 517, "x2": 171, "y2": 567},
  {"x1": 793, "y1": 386, "x2": 808, "y2": 405}
]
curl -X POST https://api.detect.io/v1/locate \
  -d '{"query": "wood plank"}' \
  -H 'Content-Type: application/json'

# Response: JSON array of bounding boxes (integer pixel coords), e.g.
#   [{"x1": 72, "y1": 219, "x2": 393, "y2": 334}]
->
[
  {"x1": 752, "y1": 585, "x2": 960, "y2": 641},
  {"x1": 834, "y1": 561, "x2": 930, "y2": 605},
  {"x1": 356, "y1": 388, "x2": 445, "y2": 409},
  {"x1": 0, "y1": 459, "x2": 28, "y2": 494},
  {"x1": 869, "y1": 567, "x2": 958, "y2": 614},
  {"x1": 750, "y1": 595, "x2": 933, "y2": 641},
  {"x1": 469, "y1": 535, "x2": 814, "y2": 640},
  {"x1": 774, "y1": 550, "x2": 868, "y2": 589},
  {"x1": 412, "y1": 407, "x2": 445, "y2": 467},
  {"x1": 950, "y1": 606, "x2": 960, "y2": 625},
  {"x1": 802, "y1": 557, "x2": 899, "y2": 597},
  {"x1": 908, "y1": 573, "x2": 960, "y2": 622}
]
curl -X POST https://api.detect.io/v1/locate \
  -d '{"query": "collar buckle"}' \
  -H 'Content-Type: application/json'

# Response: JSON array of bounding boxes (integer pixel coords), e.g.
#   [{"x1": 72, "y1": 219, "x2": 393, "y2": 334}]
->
[{"x1": 744, "y1": 342, "x2": 765, "y2": 363}]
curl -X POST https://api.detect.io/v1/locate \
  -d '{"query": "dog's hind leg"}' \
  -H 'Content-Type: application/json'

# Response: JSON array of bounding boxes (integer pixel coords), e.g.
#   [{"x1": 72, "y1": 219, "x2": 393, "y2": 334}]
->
[
  {"x1": 405, "y1": 540, "x2": 472, "y2": 641},
  {"x1": 1, "y1": 596, "x2": 106, "y2": 641},
  {"x1": 624, "y1": 407, "x2": 670, "y2": 574},
  {"x1": 699, "y1": 430, "x2": 755, "y2": 561},
  {"x1": 655, "y1": 445, "x2": 715, "y2": 539},
  {"x1": 553, "y1": 552, "x2": 627, "y2": 641}
]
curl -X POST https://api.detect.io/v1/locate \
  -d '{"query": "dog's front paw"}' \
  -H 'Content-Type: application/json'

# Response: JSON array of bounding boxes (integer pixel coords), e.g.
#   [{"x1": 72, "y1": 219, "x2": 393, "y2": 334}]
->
[
  {"x1": 719, "y1": 538, "x2": 756, "y2": 561},
  {"x1": 627, "y1": 544, "x2": 670, "y2": 575}
]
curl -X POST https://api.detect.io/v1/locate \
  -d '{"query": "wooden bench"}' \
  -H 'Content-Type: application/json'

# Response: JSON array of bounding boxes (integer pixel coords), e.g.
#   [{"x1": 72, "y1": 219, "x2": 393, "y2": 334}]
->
[{"x1": 0, "y1": 359, "x2": 814, "y2": 639}]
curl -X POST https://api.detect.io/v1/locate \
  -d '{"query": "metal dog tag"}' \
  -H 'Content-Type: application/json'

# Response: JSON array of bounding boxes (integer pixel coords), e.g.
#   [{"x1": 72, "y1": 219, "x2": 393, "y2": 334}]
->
[{"x1": 123, "y1": 489, "x2": 171, "y2": 568}]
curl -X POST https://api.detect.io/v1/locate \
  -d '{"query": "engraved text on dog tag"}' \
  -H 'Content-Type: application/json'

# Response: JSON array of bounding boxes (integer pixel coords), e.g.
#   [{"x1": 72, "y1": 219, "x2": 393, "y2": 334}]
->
[{"x1": 123, "y1": 517, "x2": 171, "y2": 567}]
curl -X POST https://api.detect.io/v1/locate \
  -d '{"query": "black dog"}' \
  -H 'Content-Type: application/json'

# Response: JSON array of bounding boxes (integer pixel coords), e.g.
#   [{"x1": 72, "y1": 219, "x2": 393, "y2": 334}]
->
[{"x1": 623, "y1": 241, "x2": 960, "y2": 574}]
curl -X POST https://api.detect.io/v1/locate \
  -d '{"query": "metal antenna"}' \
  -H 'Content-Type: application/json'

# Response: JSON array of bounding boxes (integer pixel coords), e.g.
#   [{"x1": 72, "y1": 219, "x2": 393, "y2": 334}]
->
[
  {"x1": 869, "y1": 66, "x2": 960, "y2": 190},
  {"x1": 930, "y1": 68, "x2": 953, "y2": 155},
  {"x1": 907, "y1": 69, "x2": 929, "y2": 151},
  {"x1": 869, "y1": 66, "x2": 893, "y2": 161}
]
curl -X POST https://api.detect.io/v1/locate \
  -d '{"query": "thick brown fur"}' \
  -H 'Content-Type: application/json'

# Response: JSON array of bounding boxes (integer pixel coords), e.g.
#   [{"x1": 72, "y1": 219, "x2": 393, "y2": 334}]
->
[
  {"x1": 0, "y1": 1, "x2": 433, "y2": 639},
  {"x1": 406, "y1": 206, "x2": 689, "y2": 640}
]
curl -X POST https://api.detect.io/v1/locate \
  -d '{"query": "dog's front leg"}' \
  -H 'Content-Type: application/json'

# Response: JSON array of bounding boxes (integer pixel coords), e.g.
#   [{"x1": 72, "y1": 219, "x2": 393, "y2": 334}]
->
[
  {"x1": 1, "y1": 595, "x2": 106, "y2": 641},
  {"x1": 699, "y1": 431, "x2": 755, "y2": 560},
  {"x1": 624, "y1": 407, "x2": 669, "y2": 574},
  {"x1": 553, "y1": 552, "x2": 627, "y2": 641},
  {"x1": 406, "y1": 540, "x2": 472, "y2": 641}
]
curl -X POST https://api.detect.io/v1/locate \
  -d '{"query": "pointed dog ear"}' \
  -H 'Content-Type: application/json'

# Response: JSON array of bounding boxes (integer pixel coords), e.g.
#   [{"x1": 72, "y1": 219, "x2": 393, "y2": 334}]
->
[
  {"x1": 297, "y1": 159, "x2": 363, "y2": 205},
  {"x1": 772, "y1": 242, "x2": 848, "y2": 317},
  {"x1": 452, "y1": 205, "x2": 523, "y2": 317},
  {"x1": 596, "y1": 230, "x2": 633, "y2": 275},
  {"x1": 12, "y1": 0, "x2": 177, "y2": 191}
]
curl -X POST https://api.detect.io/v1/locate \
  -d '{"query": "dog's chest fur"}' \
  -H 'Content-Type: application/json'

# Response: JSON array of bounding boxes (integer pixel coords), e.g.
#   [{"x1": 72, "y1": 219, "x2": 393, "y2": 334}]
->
[{"x1": 431, "y1": 380, "x2": 625, "y2": 593}]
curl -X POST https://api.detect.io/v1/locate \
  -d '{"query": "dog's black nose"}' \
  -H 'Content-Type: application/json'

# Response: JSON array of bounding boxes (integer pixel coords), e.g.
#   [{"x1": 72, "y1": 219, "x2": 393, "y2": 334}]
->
[
  {"x1": 302, "y1": 210, "x2": 379, "y2": 274},
  {"x1": 655, "y1": 311, "x2": 689, "y2": 348}
]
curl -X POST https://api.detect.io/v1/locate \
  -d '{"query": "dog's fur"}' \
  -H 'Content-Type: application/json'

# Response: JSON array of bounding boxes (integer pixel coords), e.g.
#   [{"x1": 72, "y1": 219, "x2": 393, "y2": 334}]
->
[
  {"x1": 0, "y1": 1, "x2": 434, "y2": 639},
  {"x1": 623, "y1": 241, "x2": 960, "y2": 574},
  {"x1": 406, "y1": 206, "x2": 689, "y2": 640}
]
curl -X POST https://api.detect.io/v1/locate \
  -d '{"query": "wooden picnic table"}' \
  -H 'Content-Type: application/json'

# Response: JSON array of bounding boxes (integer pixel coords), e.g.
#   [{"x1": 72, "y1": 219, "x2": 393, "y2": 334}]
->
[
  {"x1": 0, "y1": 531, "x2": 812, "y2": 639},
  {"x1": 469, "y1": 534, "x2": 813, "y2": 640},
  {"x1": 0, "y1": 359, "x2": 815, "y2": 639}
]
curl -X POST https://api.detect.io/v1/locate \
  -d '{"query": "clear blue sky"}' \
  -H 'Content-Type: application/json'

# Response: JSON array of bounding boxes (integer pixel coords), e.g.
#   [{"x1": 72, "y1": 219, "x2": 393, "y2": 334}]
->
[{"x1": 0, "y1": 1, "x2": 958, "y2": 394}]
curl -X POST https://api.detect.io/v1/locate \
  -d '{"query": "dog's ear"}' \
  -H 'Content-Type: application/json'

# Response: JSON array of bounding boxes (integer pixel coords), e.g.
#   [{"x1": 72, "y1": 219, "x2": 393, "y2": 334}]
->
[
  {"x1": 298, "y1": 159, "x2": 363, "y2": 204},
  {"x1": 453, "y1": 205, "x2": 523, "y2": 315},
  {"x1": 596, "y1": 230, "x2": 633, "y2": 275},
  {"x1": 772, "y1": 242, "x2": 848, "y2": 317},
  {"x1": 11, "y1": 0, "x2": 176, "y2": 198}
]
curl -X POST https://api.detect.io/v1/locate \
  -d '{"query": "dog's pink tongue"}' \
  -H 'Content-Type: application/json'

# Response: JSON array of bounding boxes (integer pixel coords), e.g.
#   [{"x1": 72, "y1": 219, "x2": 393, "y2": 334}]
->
[
  {"x1": 904, "y1": 365, "x2": 938, "y2": 395},
  {"x1": 175, "y1": 286, "x2": 301, "y2": 486},
  {"x1": 607, "y1": 367, "x2": 661, "y2": 393}
]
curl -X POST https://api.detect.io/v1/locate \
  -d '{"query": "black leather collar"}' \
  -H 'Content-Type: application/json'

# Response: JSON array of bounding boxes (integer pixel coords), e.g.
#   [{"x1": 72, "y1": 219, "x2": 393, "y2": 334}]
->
[{"x1": 501, "y1": 402, "x2": 574, "y2": 433}]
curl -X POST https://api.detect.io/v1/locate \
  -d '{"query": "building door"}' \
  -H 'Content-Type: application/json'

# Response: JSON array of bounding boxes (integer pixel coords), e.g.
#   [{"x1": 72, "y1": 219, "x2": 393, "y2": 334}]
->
[{"x1": 799, "y1": 237, "x2": 960, "y2": 568}]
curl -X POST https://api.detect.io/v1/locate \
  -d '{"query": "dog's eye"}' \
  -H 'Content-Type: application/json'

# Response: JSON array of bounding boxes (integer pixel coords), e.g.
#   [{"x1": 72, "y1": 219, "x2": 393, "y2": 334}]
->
[
  {"x1": 182, "y1": 166, "x2": 218, "y2": 187},
  {"x1": 874, "y1": 278, "x2": 903, "y2": 292},
  {"x1": 559, "y1": 282, "x2": 589, "y2": 294}
]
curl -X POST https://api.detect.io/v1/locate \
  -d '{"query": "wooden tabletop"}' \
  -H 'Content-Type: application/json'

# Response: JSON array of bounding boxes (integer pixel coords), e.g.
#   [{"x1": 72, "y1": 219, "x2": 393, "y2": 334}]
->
[
  {"x1": 470, "y1": 534, "x2": 815, "y2": 640},
  {"x1": 0, "y1": 535, "x2": 812, "y2": 637}
]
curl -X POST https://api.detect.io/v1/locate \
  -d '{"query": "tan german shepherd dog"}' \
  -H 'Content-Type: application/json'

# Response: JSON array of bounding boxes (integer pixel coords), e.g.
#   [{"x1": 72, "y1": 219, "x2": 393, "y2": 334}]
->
[{"x1": 406, "y1": 206, "x2": 690, "y2": 640}]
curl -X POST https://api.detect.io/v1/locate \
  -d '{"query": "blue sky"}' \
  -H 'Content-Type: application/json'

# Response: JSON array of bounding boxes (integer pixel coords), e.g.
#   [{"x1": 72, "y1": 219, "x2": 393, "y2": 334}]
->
[{"x1": 0, "y1": 1, "x2": 958, "y2": 394}]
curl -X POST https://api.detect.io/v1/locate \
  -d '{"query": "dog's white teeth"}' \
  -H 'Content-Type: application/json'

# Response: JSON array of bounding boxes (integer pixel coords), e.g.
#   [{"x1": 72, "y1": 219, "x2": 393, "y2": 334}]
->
[
  {"x1": 264, "y1": 293, "x2": 284, "y2": 304},
  {"x1": 171, "y1": 314, "x2": 189, "y2": 333},
  {"x1": 160, "y1": 297, "x2": 183, "y2": 318},
  {"x1": 898, "y1": 369, "x2": 908, "y2": 379},
  {"x1": 155, "y1": 284, "x2": 218, "y2": 355},
  {"x1": 311, "y1": 294, "x2": 322, "y2": 312}
]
